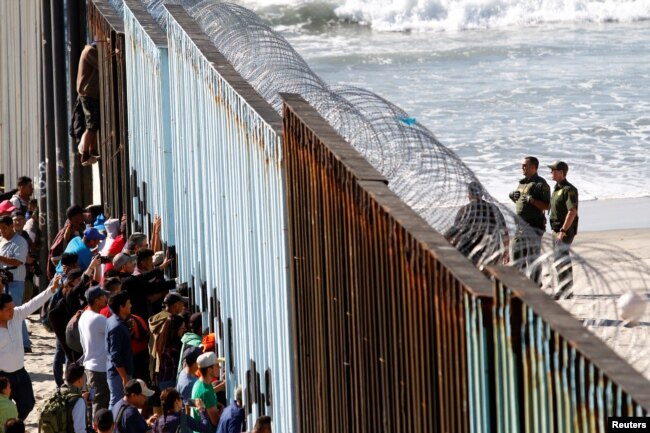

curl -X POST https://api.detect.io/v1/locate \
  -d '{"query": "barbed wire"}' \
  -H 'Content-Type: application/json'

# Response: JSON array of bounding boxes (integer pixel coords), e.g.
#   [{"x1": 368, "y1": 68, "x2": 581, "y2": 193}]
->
[{"x1": 112, "y1": 0, "x2": 650, "y2": 377}]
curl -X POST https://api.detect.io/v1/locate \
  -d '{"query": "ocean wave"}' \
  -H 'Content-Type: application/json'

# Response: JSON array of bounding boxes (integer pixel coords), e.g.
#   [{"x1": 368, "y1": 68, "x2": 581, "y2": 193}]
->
[{"x1": 236, "y1": 0, "x2": 650, "y2": 31}]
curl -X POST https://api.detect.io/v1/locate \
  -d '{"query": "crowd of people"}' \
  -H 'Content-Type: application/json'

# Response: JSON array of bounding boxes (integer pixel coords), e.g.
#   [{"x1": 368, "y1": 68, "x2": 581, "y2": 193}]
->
[{"x1": 0, "y1": 177, "x2": 272, "y2": 433}]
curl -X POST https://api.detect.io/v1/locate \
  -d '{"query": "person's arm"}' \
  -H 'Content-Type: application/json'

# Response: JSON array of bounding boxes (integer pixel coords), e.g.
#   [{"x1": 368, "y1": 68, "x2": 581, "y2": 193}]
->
[
  {"x1": 150, "y1": 215, "x2": 162, "y2": 253},
  {"x1": 0, "y1": 255, "x2": 23, "y2": 266},
  {"x1": 71, "y1": 398, "x2": 86, "y2": 433},
  {"x1": 14, "y1": 275, "x2": 59, "y2": 320},
  {"x1": 186, "y1": 407, "x2": 212, "y2": 433},
  {"x1": 557, "y1": 207, "x2": 578, "y2": 241},
  {"x1": 206, "y1": 405, "x2": 223, "y2": 427}
]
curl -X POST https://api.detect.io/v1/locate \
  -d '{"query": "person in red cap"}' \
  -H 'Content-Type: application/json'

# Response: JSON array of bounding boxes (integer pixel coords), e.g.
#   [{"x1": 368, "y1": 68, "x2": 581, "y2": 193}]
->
[
  {"x1": 0, "y1": 200, "x2": 16, "y2": 216},
  {"x1": 8, "y1": 177, "x2": 32, "y2": 214}
]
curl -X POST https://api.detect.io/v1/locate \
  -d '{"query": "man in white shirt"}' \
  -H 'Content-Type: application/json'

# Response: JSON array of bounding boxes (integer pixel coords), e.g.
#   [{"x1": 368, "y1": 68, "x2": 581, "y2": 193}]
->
[
  {"x1": 0, "y1": 215, "x2": 31, "y2": 351},
  {"x1": 79, "y1": 285, "x2": 111, "y2": 417},
  {"x1": 0, "y1": 273, "x2": 60, "y2": 419}
]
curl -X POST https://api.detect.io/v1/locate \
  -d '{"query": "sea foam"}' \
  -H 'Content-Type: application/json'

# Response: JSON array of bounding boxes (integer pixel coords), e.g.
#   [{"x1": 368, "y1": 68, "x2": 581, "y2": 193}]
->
[{"x1": 239, "y1": 0, "x2": 650, "y2": 31}]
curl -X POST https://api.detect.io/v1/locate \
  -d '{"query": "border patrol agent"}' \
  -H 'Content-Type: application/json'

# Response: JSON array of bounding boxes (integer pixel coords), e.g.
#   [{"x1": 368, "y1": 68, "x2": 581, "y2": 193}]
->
[
  {"x1": 509, "y1": 156, "x2": 551, "y2": 283},
  {"x1": 548, "y1": 160, "x2": 579, "y2": 299}
]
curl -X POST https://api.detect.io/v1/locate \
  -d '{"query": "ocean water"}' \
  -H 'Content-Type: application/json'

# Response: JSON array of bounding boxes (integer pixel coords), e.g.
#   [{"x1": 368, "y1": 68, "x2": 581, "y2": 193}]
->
[{"x1": 235, "y1": 0, "x2": 650, "y2": 203}]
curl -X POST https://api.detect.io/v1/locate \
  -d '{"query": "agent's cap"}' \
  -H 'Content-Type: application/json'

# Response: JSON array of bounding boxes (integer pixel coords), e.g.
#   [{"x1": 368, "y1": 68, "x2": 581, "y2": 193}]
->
[
  {"x1": 124, "y1": 378, "x2": 154, "y2": 397},
  {"x1": 113, "y1": 252, "x2": 136, "y2": 269},
  {"x1": 163, "y1": 292, "x2": 188, "y2": 306},
  {"x1": 547, "y1": 160, "x2": 569, "y2": 173},
  {"x1": 83, "y1": 227, "x2": 106, "y2": 241}
]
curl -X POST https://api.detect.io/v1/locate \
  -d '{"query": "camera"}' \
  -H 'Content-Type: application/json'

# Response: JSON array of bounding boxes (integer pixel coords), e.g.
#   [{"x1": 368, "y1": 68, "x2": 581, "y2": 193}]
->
[
  {"x1": 95, "y1": 255, "x2": 112, "y2": 264},
  {"x1": 0, "y1": 266, "x2": 15, "y2": 286}
]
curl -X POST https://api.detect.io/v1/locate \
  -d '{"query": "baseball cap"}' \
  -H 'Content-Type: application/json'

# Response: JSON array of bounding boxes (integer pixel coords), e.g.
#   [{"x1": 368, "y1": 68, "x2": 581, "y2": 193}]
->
[
  {"x1": 163, "y1": 292, "x2": 188, "y2": 306},
  {"x1": 0, "y1": 200, "x2": 16, "y2": 214},
  {"x1": 152, "y1": 251, "x2": 165, "y2": 266},
  {"x1": 547, "y1": 160, "x2": 569, "y2": 173},
  {"x1": 196, "y1": 352, "x2": 217, "y2": 368},
  {"x1": 124, "y1": 378, "x2": 154, "y2": 397},
  {"x1": 113, "y1": 252, "x2": 136, "y2": 269},
  {"x1": 83, "y1": 227, "x2": 106, "y2": 241},
  {"x1": 85, "y1": 286, "x2": 110, "y2": 304}
]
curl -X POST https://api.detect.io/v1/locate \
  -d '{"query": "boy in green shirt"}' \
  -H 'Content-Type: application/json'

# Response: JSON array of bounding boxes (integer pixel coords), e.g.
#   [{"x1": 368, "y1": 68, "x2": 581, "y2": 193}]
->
[
  {"x1": 191, "y1": 352, "x2": 225, "y2": 431},
  {"x1": 0, "y1": 377, "x2": 18, "y2": 433}
]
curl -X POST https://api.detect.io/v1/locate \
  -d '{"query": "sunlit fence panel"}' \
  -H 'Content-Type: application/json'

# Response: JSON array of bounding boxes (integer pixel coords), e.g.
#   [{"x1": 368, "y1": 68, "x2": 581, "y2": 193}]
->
[
  {"x1": 165, "y1": 6, "x2": 293, "y2": 432},
  {"x1": 489, "y1": 266, "x2": 650, "y2": 433},
  {"x1": 282, "y1": 93, "x2": 496, "y2": 433},
  {"x1": 0, "y1": 1, "x2": 42, "y2": 188},
  {"x1": 123, "y1": 0, "x2": 174, "y2": 243}
]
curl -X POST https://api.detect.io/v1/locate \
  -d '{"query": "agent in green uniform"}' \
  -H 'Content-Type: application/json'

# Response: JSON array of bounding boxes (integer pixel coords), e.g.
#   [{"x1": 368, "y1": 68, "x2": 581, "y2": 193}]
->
[
  {"x1": 509, "y1": 156, "x2": 551, "y2": 283},
  {"x1": 547, "y1": 160, "x2": 578, "y2": 300}
]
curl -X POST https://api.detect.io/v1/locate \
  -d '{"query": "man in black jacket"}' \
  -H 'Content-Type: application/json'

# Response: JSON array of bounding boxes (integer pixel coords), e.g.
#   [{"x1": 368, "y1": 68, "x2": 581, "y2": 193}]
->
[{"x1": 113, "y1": 252, "x2": 175, "y2": 321}]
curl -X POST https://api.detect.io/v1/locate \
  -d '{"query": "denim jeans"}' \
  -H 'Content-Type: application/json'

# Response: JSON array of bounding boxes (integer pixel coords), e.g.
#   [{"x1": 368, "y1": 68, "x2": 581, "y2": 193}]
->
[
  {"x1": 7, "y1": 280, "x2": 32, "y2": 348},
  {"x1": 53, "y1": 339, "x2": 68, "y2": 388},
  {"x1": 107, "y1": 368, "x2": 127, "y2": 410}
]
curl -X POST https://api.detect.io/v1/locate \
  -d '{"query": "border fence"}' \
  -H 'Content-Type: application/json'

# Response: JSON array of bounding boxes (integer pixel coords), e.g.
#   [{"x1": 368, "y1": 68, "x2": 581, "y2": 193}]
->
[
  {"x1": 2, "y1": 1, "x2": 650, "y2": 432},
  {"x1": 89, "y1": 0, "x2": 131, "y2": 224}
]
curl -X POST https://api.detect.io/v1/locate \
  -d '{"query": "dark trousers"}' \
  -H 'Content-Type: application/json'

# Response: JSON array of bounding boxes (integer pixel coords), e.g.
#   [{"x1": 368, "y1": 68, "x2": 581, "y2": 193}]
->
[
  {"x1": 552, "y1": 234, "x2": 573, "y2": 299},
  {"x1": 86, "y1": 370, "x2": 110, "y2": 416},
  {"x1": 512, "y1": 227, "x2": 544, "y2": 284},
  {"x1": 1, "y1": 367, "x2": 35, "y2": 419}
]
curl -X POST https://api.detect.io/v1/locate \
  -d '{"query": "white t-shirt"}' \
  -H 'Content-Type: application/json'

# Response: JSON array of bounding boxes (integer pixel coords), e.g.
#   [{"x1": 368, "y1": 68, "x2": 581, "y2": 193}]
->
[
  {"x1": 78, "y1": 309, "x2": 110, "y2": 372},
  {"x1": 0, "y1": 233, "x2": 28, "y2": 281}
]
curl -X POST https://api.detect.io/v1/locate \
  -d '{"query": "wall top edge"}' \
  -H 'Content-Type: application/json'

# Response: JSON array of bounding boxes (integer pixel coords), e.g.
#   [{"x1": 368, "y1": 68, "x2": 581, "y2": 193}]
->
[
  {"x1": 164, "y1": 4, "x2": 283, "y2": 135},
  {"x1": 123, "y1": 0, "x2": 167, "y2": 47},
  {"x1": 90, "y1": 0, "x2": 125, "y2": 33},
  {"x1": 487, "y1": 265, "x2": 650, "y2": 410}
]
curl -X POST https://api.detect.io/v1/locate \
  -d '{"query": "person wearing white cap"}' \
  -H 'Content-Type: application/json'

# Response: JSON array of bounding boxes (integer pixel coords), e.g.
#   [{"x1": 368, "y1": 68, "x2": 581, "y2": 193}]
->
[
  {"x1": 191, "y1": 352, "x2": 225, "y2": 428},
  {"x1": 111, "y1": 379, "x2": 157, "y2": 433}
]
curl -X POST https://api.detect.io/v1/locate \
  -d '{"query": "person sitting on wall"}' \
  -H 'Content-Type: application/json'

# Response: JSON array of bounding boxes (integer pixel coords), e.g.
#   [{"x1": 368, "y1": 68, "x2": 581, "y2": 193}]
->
[{"x1": 74, "y1": 42, "x2": 101, "y2": 166}]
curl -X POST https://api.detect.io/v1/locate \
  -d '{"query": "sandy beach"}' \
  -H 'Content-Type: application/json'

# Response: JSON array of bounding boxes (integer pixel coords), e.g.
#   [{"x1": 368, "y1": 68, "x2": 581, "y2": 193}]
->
[{"x1": 22, "y1": 315, "x2": 60, "y2": 431}]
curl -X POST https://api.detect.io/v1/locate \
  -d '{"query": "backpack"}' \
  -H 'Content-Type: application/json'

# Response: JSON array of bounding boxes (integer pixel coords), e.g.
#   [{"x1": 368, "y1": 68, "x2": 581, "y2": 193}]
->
[
  {"x1": 65, "y1": 309, "x2": 84, "y2": 354},
  {"x1": 41, "y1": 289, "x2": 64, "y2": 333},
  {"x1": 38, "y1": 388, "x2": 82, "y2": 433},
  {"x1": 47, "y1": 224, "x2": 71, "y2": 280}
]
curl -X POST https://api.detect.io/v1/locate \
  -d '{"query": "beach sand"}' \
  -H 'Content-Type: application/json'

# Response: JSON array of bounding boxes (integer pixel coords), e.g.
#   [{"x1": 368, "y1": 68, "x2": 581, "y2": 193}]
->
[
  {"x1": 19, "y1": 200, "x2": 650, "y2": 427},
  {"x1": 22, "y1": 315, "x2": 60, "y2": 431}
]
